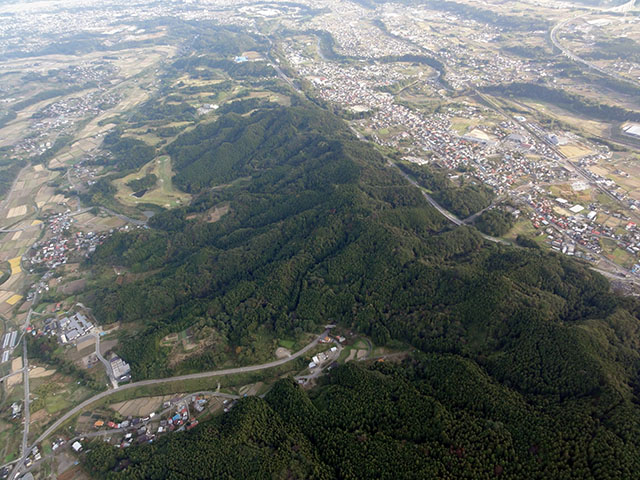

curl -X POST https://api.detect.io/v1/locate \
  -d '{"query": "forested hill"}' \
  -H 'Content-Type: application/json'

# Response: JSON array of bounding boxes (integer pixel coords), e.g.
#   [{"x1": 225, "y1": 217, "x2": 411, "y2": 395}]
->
[
  {"x1": 89, "y1": 359, "x2": 640, "y2": 479},
  {"x1": 85, "y1": 102, "x2": 640, "y2": 477}
]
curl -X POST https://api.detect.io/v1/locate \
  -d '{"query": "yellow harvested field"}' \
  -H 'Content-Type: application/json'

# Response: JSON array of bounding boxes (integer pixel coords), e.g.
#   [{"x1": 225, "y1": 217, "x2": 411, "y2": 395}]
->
[
  {"x1": 559, "y1": 144, "x2": 593, "y2": 158},
  {"x1": 30, "y1": 219, "x2": 42, "y2": 226},
  {"x1": 48, "y1": 158, "x2": 63, "y2": 169},
  {"x1": 553, "y1": 206, "x2": 572, "y2": 217},
  {"x1": 6, "y1": 294, "x2": 22, "y2": 305},
  {"x1": 33, "y1": 164, "x2": 43, "y2": 171},
  {"x1": 589, "y1": 165, "x2": 609, "y2": 177},
  {"x1": 6, "y1": 205, "x2": 27, "y2": 218},
  {"x1": 11, "y1": 231, "x2": 22, "y2": 240},
  {"x1": 9, "y1": 257, "x2": 21, "y2": 274}
]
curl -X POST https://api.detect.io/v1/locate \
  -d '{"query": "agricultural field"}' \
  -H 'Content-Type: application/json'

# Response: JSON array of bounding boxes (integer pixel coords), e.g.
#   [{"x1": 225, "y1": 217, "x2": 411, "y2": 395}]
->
[
  {"x1": 28, "y1": 373, "x2": 96, "y2": 442},
  {"x1": 110, "y1": 395, "x2": 174, "y2": 418},
  {"x1": 558, "y1": 143, "x2": 594, "y2": 159},
  {"x1": 589, "y1": 157, "x2": 640, "y2": 202}
]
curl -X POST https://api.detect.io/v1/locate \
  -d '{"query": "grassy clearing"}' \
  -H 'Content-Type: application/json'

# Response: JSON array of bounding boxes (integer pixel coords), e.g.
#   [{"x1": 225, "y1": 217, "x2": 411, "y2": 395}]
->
[
  {"x1": 504, "y1": 218, "x2": 540, "y2": 241},
  {"x1": 611, "y1": 247, "x2": 635, "y2": 268},
  {"x1": 337, "y1": 346, "x2": 354, "y2": 363},
  {"x1": 449, "y1": 117, "x2": 480, "y2": 135},
  {"x1": 278, "y1": 339, "x2": 295, "y2": 349},
  {"x1": 113, "y1": 155, "x2": 190, "y2": 209}
]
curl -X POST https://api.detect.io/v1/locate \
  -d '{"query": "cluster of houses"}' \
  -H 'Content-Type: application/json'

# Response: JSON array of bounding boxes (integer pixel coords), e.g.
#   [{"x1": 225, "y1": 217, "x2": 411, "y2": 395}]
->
[
  {"x1": 309, "y1": 2, "x2": 419, "y2": 59},
  {"x1": 286, "y1": 38, "x2": 576, "y2": 199},
  {"x1": 73, "y1": 395, "x2": 211, "y2": 452},
  {"x1": 380, "y1": 5, "x2": 553, "y2": 89},
  {"x1": 27, "y1": 213, "x2": 108, "y2": 270},
  {"x1": 281, "y1": 13, "x2": 640, "y2": 277},
  {"x1": 518, "y1": 184, "x2": 640, "y2": 268}
]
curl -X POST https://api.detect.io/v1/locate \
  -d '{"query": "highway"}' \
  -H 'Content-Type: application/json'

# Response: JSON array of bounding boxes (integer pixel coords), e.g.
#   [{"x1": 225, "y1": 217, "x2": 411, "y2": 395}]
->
[
  {"x1": 8, "y1": 326, "x2": 335, "y2": 479},
  {"x1": 388, "y1": 161, "x2": 511, "y2": 245},
  {"x1": 550, "y1": 1, "x2": 640, "y2": 88}
]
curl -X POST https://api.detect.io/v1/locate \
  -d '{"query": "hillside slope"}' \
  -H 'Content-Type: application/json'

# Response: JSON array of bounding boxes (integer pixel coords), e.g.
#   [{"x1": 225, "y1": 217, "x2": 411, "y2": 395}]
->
[{"x1": 83, "y1": 103, "x2": 640, "y2": 478}]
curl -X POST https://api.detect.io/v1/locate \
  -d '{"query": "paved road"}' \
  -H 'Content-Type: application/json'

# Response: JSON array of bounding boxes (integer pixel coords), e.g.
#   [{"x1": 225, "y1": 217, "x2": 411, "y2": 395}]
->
[
  {"x1": 0, "y1": 368, "x2": 23, "y2": 383},
  {"x1": 93, "y1": 334, "x2": 117, "y2": 388},
  {"x1": 9, "y1": 290, "x2": 41, "y2": 480},
  {"x1": 17, "y1": 310, "x2": 33, "y2": 475},
  {"x1": 462, "y1": 197, "x2": 505, "y2": 225},
  {"x1": 20, "y1": 326, "x2": 332, "y2": 470}
]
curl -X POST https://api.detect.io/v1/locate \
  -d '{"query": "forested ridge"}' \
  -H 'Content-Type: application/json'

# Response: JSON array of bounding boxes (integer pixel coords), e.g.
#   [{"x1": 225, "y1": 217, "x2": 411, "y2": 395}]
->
[
  {"x1": 484, "y1": 83, "x2": 640, "y2": 123},
  {"x1": 83, "y1": 102, "x2": 640, "y2": 478},
  {"x1": 88, "y1": 358, "x2": 640, "y2": 479}
]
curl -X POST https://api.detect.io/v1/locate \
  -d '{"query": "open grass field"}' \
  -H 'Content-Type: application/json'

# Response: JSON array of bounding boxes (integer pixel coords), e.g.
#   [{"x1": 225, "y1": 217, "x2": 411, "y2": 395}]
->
[
  {"x1": 450, "y1": 116, "x2": 481, "y2": 135},
  {"x1": 0, "y1": 419, "x2": 21, "y2": 464},
  {"x1": 504, "y1": 217, "x2": 542, "y2": 243},
  {"x1": 113, "y1": 155, "x2": 190, "y2": 208},
  {"x1": 278, "y1": 338, "x2": 295, "y2": 349}
]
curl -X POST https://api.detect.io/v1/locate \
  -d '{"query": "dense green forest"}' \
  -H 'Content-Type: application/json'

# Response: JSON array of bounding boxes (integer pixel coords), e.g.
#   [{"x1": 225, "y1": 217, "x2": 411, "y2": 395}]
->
[
  {"x1": 396, "y1": 161, "x2": 494, "y2": 218},
  {"x1": 127, "y1": 174, "x2": 157, "y2": 192},
  {"x1": 129, "y1": 99, "x2": 196, "y2": 123},
  {"x1": 0, "y1": 153, "x2": 25, "y2": 200},
  {"x1": 82, "y1": 102, "x2": 640, "y2": 477},
  {"x1": 475, "y1": 208, "x2": 515, "y2": 237},
  {"x1": 585, "y1": 37, "x2": 640, "y2": 64},
  {"x1": 87, "y1": 359, "x2": 640, "y2": 479},
  {"x1": 98, "y1": 131, "x2": 156, "y2": 171}
]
